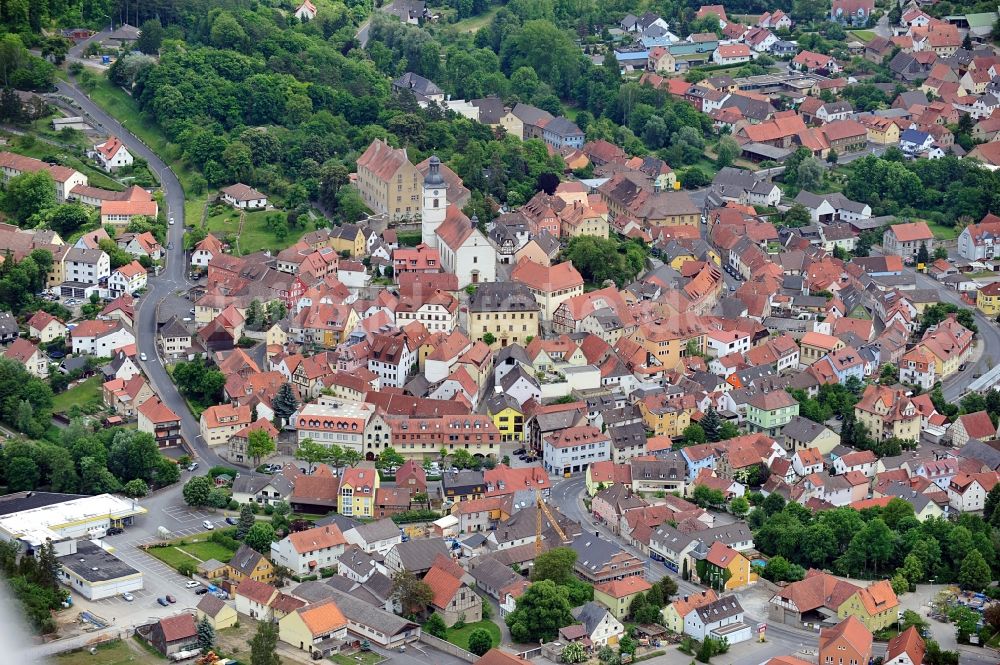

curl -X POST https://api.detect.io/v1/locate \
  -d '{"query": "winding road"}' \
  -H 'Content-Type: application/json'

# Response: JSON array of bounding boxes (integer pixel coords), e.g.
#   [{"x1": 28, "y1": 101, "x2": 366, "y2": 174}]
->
[{"x1": 52, "y1": 78, "x2": 224, "y2": 468}]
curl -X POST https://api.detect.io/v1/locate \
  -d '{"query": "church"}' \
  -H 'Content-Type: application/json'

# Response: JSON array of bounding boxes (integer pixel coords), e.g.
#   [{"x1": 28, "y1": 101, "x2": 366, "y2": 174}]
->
[{"x1": 421, "y1": 156, "x2": 496, "y2": 288}]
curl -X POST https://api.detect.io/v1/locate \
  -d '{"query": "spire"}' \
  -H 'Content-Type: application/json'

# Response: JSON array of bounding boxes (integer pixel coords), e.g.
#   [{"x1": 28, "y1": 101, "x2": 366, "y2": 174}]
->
[{"x1": 424, "y1": 155, "x2": 445, "y2": 187}]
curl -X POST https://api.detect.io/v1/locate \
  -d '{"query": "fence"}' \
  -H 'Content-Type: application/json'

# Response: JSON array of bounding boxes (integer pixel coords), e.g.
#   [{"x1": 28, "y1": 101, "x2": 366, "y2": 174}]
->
[{"x1": 418, "y1": 633, "x2": 477, "y2": 662}]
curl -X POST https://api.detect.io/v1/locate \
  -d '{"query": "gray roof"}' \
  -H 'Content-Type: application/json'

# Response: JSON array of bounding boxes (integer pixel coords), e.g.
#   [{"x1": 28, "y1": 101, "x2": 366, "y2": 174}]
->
[
  {"x1": 389, "y1": 538, "x2": 450, "y2": 571},
  {"x1": 65, "y1": 246, "x2": 105, "y2": 265},
  {"x1": 570, "y1": 534, "x2": 630, "y2": 572},
  {"x1": 59, "y1": 540, "x2": 138, "y2": 582},
  {"x1": 195, "y1": 593, "x2": 229, "y2": 618},
  {"x1": 315, "y1": 513, "x2": 362, "y2": 531},
  {"x1": 159, "y1": 316, "x2": 190, "y2": 338},
  {"x1": 348, "y1": 518, "x2": 400, "y2": 544},
  {"x1": 695, "y1": 597, "x2": 744, "y2": 623},
  {"x1": 631, "y1": 457, "x2": 684, "y2": 482},
  {"x1": 499, "y1": 365, "x2": 539, "y2": 393},
  {"x1": 232, "y1": 471, "x2": 294, "y2": 498},
  {"x1": 495, "y1": 344, "x2": 530, "y2": 367},
  {"x1": 881, "y1": 481, "x2": 935, "y2": 513},
  {"x1": 532, "y1": 231, "x2": 560, "y2": 256},
  {"x1": 470, "y1": 556, "x2": 522, "y2": 591},
  {"x1": 961, "y1": 440, "x2": 1000, "y2": 470},
  {"x1": 229, "y1": 544, "x2": 268, "y2": 577},
  {"x1": 608, "y1": 422, "x2": 646, "y2": 451},
  {"x1": 652, "y1": 524, "x2": 697, "y2": 554},
  {"x1": 393, "y1": 72, "x2": 442, "y2": 98},
  {"x1": 338, "y1": 544, "x2": 378, "y2": 578},
  {"x1": 692, "y1": 523, "x2": 753, "y2": 549},
  {"x1": 326, "y1": 587, "x2": 420, "y2": 635},
  {"x1": 780, "y1": 416, "x2": 833, "y2": 444},
  {"x1": 0, "y1": 311, "x2": 17, "y2": 336},
  {"x1": 469, "y1": 282, "x2": 539, "y2": 313},
  {"x1": 545, "y1": 116, "x2": 583, "y2": 138},
  {"x1": 471, "y1": 97, "x2": 505, "y2": 124},
  {"x1": 292, "y1": 580, "x2": 338, "y2": 604},
  {"x1": 510, "y1": 103, "x2": 554, "y2": 127},
  {"x1": 442, "y1": 469, "x2": 485, "y2": 491},
  {"x1": 573, "y1": 601, "x2": 613, "y2": 635},
  {"x1": 486, "y1": 391, "x2": 521, "y2": 416}
]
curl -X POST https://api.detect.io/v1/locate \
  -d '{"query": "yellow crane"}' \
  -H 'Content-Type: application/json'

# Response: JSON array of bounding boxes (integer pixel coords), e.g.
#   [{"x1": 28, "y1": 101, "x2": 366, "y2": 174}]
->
[{"x1": 535, "y1": 489, "x2": 570, "y2": 554}]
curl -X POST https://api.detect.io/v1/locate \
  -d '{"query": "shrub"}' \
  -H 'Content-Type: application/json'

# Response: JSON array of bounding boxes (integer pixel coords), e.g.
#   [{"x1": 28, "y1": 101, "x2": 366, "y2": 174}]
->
[{"x1": 177, "y1": 562, "x2": 196, "y2": 576}]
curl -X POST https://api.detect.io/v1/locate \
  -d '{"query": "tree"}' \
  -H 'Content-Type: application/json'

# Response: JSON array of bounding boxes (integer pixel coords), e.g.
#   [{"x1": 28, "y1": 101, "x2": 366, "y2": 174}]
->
[
  {"x1": 683, "y1": 424, "x2": 706, "y2": 445},
  {"x1": 797, "y1": 157, "x2": 824, "y2": 191},
  {"x1": 237, "y1": 503, "x2": 256, "y2": 539},
  {"x1": 245, "y1": 522, "x2": 276, "y2": 553},
  {"x1": 295, "y1": 438, "x2": 330, "y2": 472},
  {"x1": 197, "y1": 615, "x2": 215, "y2": 651},
  {"x1": 718, "y1": 421, "x2": 740, "y2": 440},
  {"x1": 208, "y1": 488, "x2": 230, "y2": 509},
  {"x1": 482, "y1": 332, "x2": 496, "y2": 346},
  {"x1": 247, "y1": 429, "x2": 276, "y2": 467},
  {"x1": 122, "y1": 479, "x2": 149, "y2": 497},
  {"x1": 701, "y1": 407, "x2": 721, "y2": 442},
  {"x1": 46, "y1": 204, "x2": 91, "y2": 237},
  {"x1": 984, "y1": 483, "x2": 1000, "y2": 523},
  {"x1": 957, "y1": 550, "x2": 990, "y2": 591},
  {"x1": 272, "y1": 382, "x2": 298, "y2": 426},
  {"x1": 531, "y1": 547, "x2": 576, "y2": 584},
  {"x1": 135, "y1": 18, "x2": 164, "y2": 54},
  {"x1": 182, "y1": 476, "x2": 212, "y2": 507},
  {"x1": 506, "y1": 580, "x2": 575, "y2": 643},
  {"x1": 716, "y1": 136, "x2": 740, "y2": 169},
  {"x1": 917, "y1": 242, "x2": 930, "y2": 265},
  {"x1": 762, "y1": 556, "x2": 805, "y2": 583},
  {"x1": 783, "y1": 203, "x2": 812, "y2": 228},
  {"x1": 562, "y1": 642, "x2": 587, "y2": 663},
  {"x1": 249, "y1": 619, "x2": 280, "y2": 665},
  {"x1": 468, "y1": 628, "x2": 494, "y2": 656},
  {"x1": 5, "y1": 171, "x2": 54, "y2": 224},
  {"x1": 730, "y1": 496, "x2": 750, "y2": 518},
  {"x1": 108, "y1": 429, "x2": 160, "y2": 483},
  {"x1": 6, "y1": 456, "x2": 39, "y2": 491},
  {"x1": 377, "y1": 447, "x2": 406, "y2": 471},
  {"x1": 393, "y1": 570, "x2": 435, "y2": 615},
  {"x1": 880, "y1": 363, "x2": 899, "y2": 385},
  {"x1": 424, "y1": 613, "x2": 447, "y2": 637},
  {"x1": 826, "y1": 149, "x2": 838, "y2": 164},
  {"x1": 692, "y1": 484, "x2": 725, "y2": 508},
  {"x1": 618, "y1": 634, "x2": 636, "y2": 656},
  {"x1": 154, "y1": 458, "x2": 180, "y2": 486}
]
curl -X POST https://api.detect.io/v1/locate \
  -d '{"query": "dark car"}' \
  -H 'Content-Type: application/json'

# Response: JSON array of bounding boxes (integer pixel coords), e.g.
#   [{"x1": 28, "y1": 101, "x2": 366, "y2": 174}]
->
[
  {"x1": 225, "y1": 517, "x2": 238, "y2": 525},
  {"x1": 513, "y1": 448, "x2": 525, "y2": 456},
  {"x1": 166, "y1": 595, "x2": 176, "y2": 604},
  {"x1": 106, "y1": 527, "x2": 124, "y2": 536},
  {"x1": 157, "y1": 597, "x2": 169, "y2": 606},
  {"x1": 195, "y1": 588, "x2": 210, "y2": 595}
]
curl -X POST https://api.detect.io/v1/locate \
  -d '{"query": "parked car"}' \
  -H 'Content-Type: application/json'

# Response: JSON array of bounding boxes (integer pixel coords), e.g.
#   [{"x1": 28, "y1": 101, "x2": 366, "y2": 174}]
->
[
  {"x1": 187, "y1": 462, "x2": 199, "y2": 471},
  {"x1": 225, "y1": 517, "x2": 238, "y2": 525},
  {"x1": 157, "y1": 597, "x2": 169, "y2": 606},
  {"x1": 121, "y1": 592, "x2": 134, "y2": 602},
  {"x1": 184, "y1": 581, "x2": 200, "y2": 589},
  {"x1": 202, "y1": 520, "x2": 214, "y2": 530},
  {"x1": 195, "y1": 588, "x2": 209, "y2": 595},
  {"x1": 106, "y1": 526, "x2": 124, "y2": 536},
  {"x1": 513, "y1": 448, "x2": 525, "y2": 456},
  {"x1": 139, "y1": 352, "x2": 148, "y2": 362},
  {"x1": 166, "y1": 595, "x2": 176, "y2": 604}
]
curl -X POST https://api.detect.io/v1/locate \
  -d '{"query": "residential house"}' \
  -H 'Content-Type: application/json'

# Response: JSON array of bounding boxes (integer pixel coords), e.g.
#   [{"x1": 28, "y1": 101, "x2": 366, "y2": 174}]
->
[
  {"x1": 270, "y1": 525, "x2": 347, "y2": 576},
  {"x1": 342, "y1": 519, "x2": 402, "y2": 556},
  {"x1": 221, "y1": 183, "x2": 267, "y2": 210},
  {"x1": 3, "y1": 338, "x2": 49, "y2": 379},
  {"x1": 278, "y1": 598, "x2": 349, "y2": 658},
  {"x1": 227, "y1": 543, "x2": 276, "y2": 583},
  {"x1": 662, "y1": 590, "x2": 718, "y2": 633},
  {"x1": 356, "y1": 139, "x2": 421, "y2": 221},
  {"x1": 137, "y1": 397, "x2": 182, "y2": 448},
  {"x1": 950, "y1": 410, "x2": 996, "y2": 447},
  {"x1": 147, "y1": 614, "x2": 197, "y2": 656},
  {"x1": 571, "y1": 601, "x2": 625, "y2": 646},
  {"x1": 423, "y1": 563, "x2": 482, "y2": 626},
  {"x1": 820, "y1": 617, "x2": 873, "y2": 665},
  {"x1": 93, "y1": 136, "x2": 132, "y2": 171},
  {"x1": 746, "y1": 391, "x2": 799, "y2": 436},
  {"x1": 683, "y1": 596, "x2": 751, "y2": 644},
  {"x1": 837, "y1": 580, "x2": 900, "y2": 632},
  {"x1": 339, "y1": 467, "x2": 379, "y2": 518},
  {"x1": 947, "y1": 472, "x2": 999, "y2": 512},
  {"x1": 196, "y1": 594, "x2": 238, "y2": 630},
  {"x1": 468, "y1": 282, "x2": 540, "y2": 349},
  {"x1": 882, "y1": 222, "x2": 934, "y2": 262},
  {"x1": 594, "y1": 577, "x2": 652, "y2": 621},
  {"x1": 885, "y1": 627, "x2": 925, "y2": 665},
  {"x1": 694, "y1": 541, "x2": 757, "y2": 591}
]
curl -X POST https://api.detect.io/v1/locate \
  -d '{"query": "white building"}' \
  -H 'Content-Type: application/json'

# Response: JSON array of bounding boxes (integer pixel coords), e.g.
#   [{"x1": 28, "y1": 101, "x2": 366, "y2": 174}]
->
[
  {"x1": 683, "y1": 596, "x2": 751, "y2": 644},
  {"x1": 947, "y1": 472, "x2": 998, "y2": 512},
  {"x1": 542, "y1": 426, "x2": 612, "y2": 475},
  {"x1": 64, "y1": 247, "x2": 110, "y2": 285},
  {"x1": 59, "y1": 540, "x2": 143, "y2": 600},
  {"x1": 271, "y1": 525, "x2": 347, "y2": 576},
  {"x1": 705, "y1": 329, "x2": 752, "y2": 358},
  {"x1": 294, "y1": 0, "x2": 317, "y2": 20},
  {"x1": 93, "y1": 136, "x2": 133, "y2": 172},
  {"x1": 343, "y1": 519, "x2": 403, "y2": 555},
  {"x1": 294, "y1": 400, "x2": 373, "y2": 453},
  {"x1": 107, "y1": 260, "x2": 147, "y2": 297},
  {"x1": 70, "y1": 321, "x2": 136, "y2": 356},
  {"x1": 367, "y1": 334, "x2": 416, "y2": 389}
]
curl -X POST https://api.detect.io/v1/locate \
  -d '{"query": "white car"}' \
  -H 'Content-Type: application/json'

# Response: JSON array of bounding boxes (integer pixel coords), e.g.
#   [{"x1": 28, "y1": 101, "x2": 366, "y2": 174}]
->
[
  {"x1": 121, "y1": 592, "x2": 134, "y2": 602},
  {"x1": 140, "y1": 352, "x2": 148, "y2": 361},
  {"x1": 185, "y1": 581, "x2": 201, "y2": 589},
  {"x1": 202, "y1": 520, "x2": 214, "y2": 530},
  {"x1": 169, "y1": 219, "x2": 175, "y2": 225}
]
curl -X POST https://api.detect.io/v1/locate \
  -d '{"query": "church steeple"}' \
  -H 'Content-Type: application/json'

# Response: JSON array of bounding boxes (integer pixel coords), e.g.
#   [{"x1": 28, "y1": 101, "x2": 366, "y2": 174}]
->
[{"x1": 422, "y1": 156, "x2": 448, "y2": 248}]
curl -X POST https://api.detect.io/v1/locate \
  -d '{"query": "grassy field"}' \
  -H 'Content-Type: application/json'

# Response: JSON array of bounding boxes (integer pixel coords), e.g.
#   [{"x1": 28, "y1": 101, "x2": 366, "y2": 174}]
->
[
  {"x1": 51, "y1": 376, "x2": 103, "y2": 414},
  {"x1": 850, "y1": 30, "x2": 876, "y2": 42},
  {"x1": 148, "y1": 538, "x2": 237, "y2": 570},
  {"x1": 450, "y1": 6, "x2": 501, "y2": 33},
  {"x1": 5, "y1": 134, "x2": 123, "y2": 191},
  {"x1": 331, "y1": 651, "x2": 384, "y2": 665},
  {"x1": 56, "y1": 639, "x2": 161, "y2": 665},
  {"x1": 444, "y1": 619, "x2": 501, "y2": 651},
  {"x1": 204, "y1": 207, "x2": 302, "y2": 255},
  {"x1": 927, "y1": 221, "x2": 959, "y2": 240}
]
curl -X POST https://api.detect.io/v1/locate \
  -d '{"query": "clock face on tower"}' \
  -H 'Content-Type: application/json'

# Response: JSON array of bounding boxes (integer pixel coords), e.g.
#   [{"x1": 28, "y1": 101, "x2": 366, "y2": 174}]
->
[{"x1": 433, "y1": 190, "x2": 439, "y2": 195}]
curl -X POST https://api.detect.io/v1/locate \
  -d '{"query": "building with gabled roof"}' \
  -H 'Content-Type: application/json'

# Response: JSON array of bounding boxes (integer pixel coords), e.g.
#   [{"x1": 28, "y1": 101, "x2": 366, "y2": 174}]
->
[
  {"x1": 356, "y1": 139, "x2": 421, "y2": 221},
  {"x1": 885, "y1": 626, "x2": 925, "y2": 665},
  {"x1": 820, "y1": 616, "x2": 872, "y2": 665},
  {"x1": 93, "y1": 136, "x2": 132, "y2": 171},
  {"x1": 278, "y1": 598, "x2": 349, "y2": 658}
]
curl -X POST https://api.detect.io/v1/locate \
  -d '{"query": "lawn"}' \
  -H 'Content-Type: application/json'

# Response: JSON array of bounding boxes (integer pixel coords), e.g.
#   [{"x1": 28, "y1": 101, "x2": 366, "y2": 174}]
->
[
  {"x1": 51, "y1": 376, "x2": 103, "y2": 414},
  {"x1": 204, "y1": 208, "x2": 302, "y2": 255},
  {"x1": 850, "y1": 30, "x2": 876, "y2": 42},
  {"x1": 926, "y1": 221, "x2": 959, "y2": 240},
  {"x1": 6, "y1": 135, "x2": 123, "y2": 191},
  {"x1": 450, "y1": 6, "x2": 501, "y2": 33},
  {"x1": 56, "y1": 639, "x2": 161, "y2": 665},
  {"x1": 147, "y1": 538, "x2": 237, "y2": 571},
  {"x1": 444, "y1": 620, "x2": 501, "y2": 651}
]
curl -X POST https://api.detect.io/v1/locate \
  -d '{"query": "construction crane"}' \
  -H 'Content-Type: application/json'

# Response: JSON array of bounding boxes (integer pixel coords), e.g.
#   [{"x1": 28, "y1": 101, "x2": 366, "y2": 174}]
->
[{"x1": 535, "y1": 489, "x2": 571, "y2": 554}]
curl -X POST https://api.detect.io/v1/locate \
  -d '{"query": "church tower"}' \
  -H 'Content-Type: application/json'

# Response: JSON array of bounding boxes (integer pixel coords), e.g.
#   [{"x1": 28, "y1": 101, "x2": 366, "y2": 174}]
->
[{"x1": 421, "y1": 155, "x2": 448, "y2": 248}]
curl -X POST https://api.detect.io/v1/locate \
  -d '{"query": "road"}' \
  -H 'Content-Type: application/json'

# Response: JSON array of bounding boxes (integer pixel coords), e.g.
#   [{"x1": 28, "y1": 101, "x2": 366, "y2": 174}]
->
[{"x1": 52, "y1": 78, "x2": 224, "y2": 468}]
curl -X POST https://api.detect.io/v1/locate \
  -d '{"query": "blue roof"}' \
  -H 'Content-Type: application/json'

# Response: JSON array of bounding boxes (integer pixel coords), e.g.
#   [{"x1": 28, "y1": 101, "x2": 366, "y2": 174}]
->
[
  {"x1": 615, "y1": 49, "x2": 649, "y2": 62},
  {"x1": 900, "y1": 128, "x2": 930, "y2": 143}
]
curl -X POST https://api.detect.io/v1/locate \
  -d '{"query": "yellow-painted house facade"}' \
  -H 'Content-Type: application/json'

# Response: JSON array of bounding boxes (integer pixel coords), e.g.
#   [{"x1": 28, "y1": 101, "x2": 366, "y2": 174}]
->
[
  {"x1": 338, "y1": 467, "x2": 379, "y2": 518},
  {"x1": 836, "y1": 580, "x2": 900, "y2": 632}
]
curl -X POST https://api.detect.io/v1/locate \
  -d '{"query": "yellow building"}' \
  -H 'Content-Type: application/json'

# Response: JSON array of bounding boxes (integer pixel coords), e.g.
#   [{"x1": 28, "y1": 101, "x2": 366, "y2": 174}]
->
[
  {"x1": 278, "y1": 599, "x2": 349, "y2": 657},
  {"x1": 264, "y1": 321, "x2": 288, "y2": 347},
  {"x1": 486, "y1": 393, "x2": 525, "y2": 442},
  {"x1": 666, "y1": 246, "x2": 721, "y2": 270},
  {"x1": 633, "y1": 318, "x2": 706, "y2": 371},
  {"x1": 227, "y1": 544, "x2": 276, "y2": 584},
  {"x1": 799, "y1": 331, "x2": 844, "y2": 366},
  {"x1": 977, "y1": 282, "x2": 1000, "y2": 316},
  {"x1": 697, "y1": 542, "x2": 757, "y2": 591},
  {"x1": 196, "y1": 594, "x2": 239, "y2": 630},
  {"x1": 329, "y1": 225, "x2": 367, "y2": 257},
  {"x1": 338, "y1": 466, "x2": 379, "y2": 518},
  {"x1": 468, "y1": 282, "x2": 540, "y2": 349},
  {"x1": 594, "y1": 577, "x2": 652, "y2": 620},
  {"x1": 859, "y1": 116, "x2": 901, "y2": 145},
  {"x1": 355, "y1": 139, "x2": 421, "y2": 221},
  {"x1": 661, "y1": 590, "x2": 718, "y2": 634},
  {"x1": 854, "y1": 385, "x2": 921, "y2": 444},
  {"x1": 836, "y1": 580, "x2": 900, "y2": 632},
  {"x1": 638, "y1": 392, "x2": 696, "y2": 438}
]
